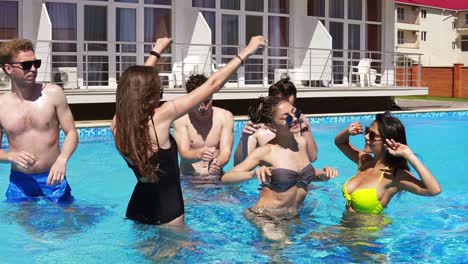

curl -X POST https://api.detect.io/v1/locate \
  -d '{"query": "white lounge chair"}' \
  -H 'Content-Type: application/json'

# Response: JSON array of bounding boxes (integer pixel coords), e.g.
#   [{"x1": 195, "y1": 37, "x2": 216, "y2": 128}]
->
[{"x1": 159, "y1": 55, "x2": 213, "y2": 88}]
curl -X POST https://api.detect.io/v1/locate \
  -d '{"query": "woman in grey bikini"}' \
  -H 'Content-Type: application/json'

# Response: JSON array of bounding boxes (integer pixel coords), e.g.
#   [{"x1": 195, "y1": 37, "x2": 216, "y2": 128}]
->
[{"x1": 222, "y1": 96, "x2": 338, "y2": 241}]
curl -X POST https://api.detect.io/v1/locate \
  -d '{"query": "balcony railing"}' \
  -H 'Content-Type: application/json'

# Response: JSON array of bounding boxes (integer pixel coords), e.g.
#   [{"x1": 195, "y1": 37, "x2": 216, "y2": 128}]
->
[
  {"x1": 397, "y1": 13, "x2": 420, "y2": 25},
  {"x1": 457, "y1": 20, "x2": 468, "y2": 30},
  {"x1": 0, "y1": 40, "x2": 422, "y2": 91}
]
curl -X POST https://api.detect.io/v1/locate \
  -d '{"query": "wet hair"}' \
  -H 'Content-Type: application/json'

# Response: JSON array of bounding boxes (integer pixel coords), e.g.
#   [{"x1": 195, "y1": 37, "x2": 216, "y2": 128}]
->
[
  {"x1": 0, "y1": 39, "x2": 35, "y2": 70},
  {"x1": 185, "y1": 74, "x2": 208, "y2": 93},
  {"x1": 248, "y1": 96, "x2": 284, "y2": 124},
  {"x1": 374, "y1": 111, "x2": 410, "y2": 171},
  {"x1": 114, "y1": 65, "x2": 162, "y2": 182},
  {"x1": 268, "y1": 77, "x2": 297, "y2": 99}
]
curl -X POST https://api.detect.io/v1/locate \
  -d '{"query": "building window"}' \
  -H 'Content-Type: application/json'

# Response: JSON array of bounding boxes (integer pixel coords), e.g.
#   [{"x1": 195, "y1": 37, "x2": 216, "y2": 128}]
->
[
  {"x1": 221, "y1": 0, "x2": 239, "y2": 10},
  {"x1": 421, "y1": 9, "x2": 426, "y2": 19},
  {"x1": 398, "y1": 31, "x2": 404, "y2": 45},
  {"x1": 329, "y1": 0, "x2": 344, "y2": 19},
  {"x1": 307, "y1": 0, "x2": 325, "y2": 17},
  {"x1": 269, "y1": 0, "x2": 289, "y2": 14},
  {"x1": 330, "y1": 22, "x2": 344, "y2": 57},
  {"x1": 245, "y1": 0, "x2": 264, "y2": 12},
  {"x1": 348, "y1": 0, "x2": 362, "y2": 20},
  {"x1": 0, "y1": 0, "x2": 18, "y2": 39},
  {"x1": 465, "y1": 14, "x2": 468, "y2": 25},
  {"x1": 367, "y1": 24, "x2": 381, "y2": 52},
  {"x1": 367, "y1": 0, "x2": 381, "y2": 22},
  {"x1": 397, "y1": 7, "x2": 405, "y2": 21},
  {"x1": 452, "y1": 41, "x2": 456, "y2": 50},
  {"x1": 421, "y1": 31, "x2": 427, "y2": 41},
  {"x1": 144, "y1": 0, "x2": 171, "y2": 4},
  {"x1": 192, "y1": 0, "x2": 215, "y2": 8},
  {"x1": 348, "y1": 24, "x2": 360, "y2": 53},
  {"x1": 462, "y1": 35, "x2": 468, "y2": 51},
  {"x1": 268, "y1": 16, "x2": 289, "y2": 56},
  {"x1": 453, "y1": 20, "x2": 457, "y2": 29}
]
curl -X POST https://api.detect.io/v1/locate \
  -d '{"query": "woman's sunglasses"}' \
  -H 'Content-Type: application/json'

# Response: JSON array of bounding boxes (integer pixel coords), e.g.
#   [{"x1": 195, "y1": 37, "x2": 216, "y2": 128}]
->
[
  {"x1": 286, "y1": 108, "x2": 302, "y2": 127},
  {"x1": 365, "y1": 126, "x2": 383, "y2": 142},
  {"x1": 8, "y1": 59, "x2": 42, "y2": 71}
]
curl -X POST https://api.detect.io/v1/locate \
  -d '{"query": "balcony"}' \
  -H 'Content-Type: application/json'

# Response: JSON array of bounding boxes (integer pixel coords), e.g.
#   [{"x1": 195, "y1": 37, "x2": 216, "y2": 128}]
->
[
  {"x1": 0, "y1": 40, "x2": 427, "y2": 103},
  {"x1": 456, "y1": 20, "x2": 468, "y2": 31}
]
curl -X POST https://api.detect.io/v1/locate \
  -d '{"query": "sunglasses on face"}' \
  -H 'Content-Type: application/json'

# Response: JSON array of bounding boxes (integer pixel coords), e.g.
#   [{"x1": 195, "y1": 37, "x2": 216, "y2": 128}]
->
[
  {"x1": 8, "y1": 59, "x2": 42, "y2": 71},
  {"x1": 285, "y1": 108, "x2": 302, "y2": 127},
  {"x1": 365, "y1": 126, "x2": 383, "y2": 142}
]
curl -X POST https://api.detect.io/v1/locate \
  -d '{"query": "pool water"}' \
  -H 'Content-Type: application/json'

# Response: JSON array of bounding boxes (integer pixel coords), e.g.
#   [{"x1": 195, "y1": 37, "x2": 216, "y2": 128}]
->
[{"x1": 0, "y1": 111, "x2": 467, "y2": 263}]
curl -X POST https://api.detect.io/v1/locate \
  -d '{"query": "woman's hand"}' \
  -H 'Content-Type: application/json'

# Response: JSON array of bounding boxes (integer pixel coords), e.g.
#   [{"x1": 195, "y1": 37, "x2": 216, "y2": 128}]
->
[
  {"x1": 316, "y1": 167, "x2": 338, "y2": 181},
  {"x1": 254, "y1": 166, "x2": 274, "y2": 184},
  {"x1": 348, "y1": 122, "x2": 363, "y2": 136},
  {"x1": 243, "y1": 36, "x2": 267, "y2": 57},
  {"x1": 385, "y1": 138, "x2": 414, "y2": 159},
  {"x1": 152, "y1": 37, "x2": 172, "y2": 53},
  {"x1": 242, "y1": 121, "x2": 260, "y2": 136}
]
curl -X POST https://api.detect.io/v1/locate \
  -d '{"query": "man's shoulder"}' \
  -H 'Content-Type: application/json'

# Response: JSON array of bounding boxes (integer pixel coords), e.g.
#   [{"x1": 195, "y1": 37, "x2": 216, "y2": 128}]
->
[
  {"x1": 0, "y1": 91, "x2": 14, "y2": 108},
  {"x1": 0, "y1": 91, "x2": 11, "y2": 102},
  {"x1": 213, "y1": 107, "x2": 233, "y2": 119},
  {"x1": 42, "y1": 83, "x2": 65, "y2": 95},
  {"x1": 173, "y1": 113, "x2": 189, "y2": 126}
]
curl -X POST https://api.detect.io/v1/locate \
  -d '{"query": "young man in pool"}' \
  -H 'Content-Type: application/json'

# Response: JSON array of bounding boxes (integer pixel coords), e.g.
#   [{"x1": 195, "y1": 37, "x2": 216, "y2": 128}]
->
[
  {"x1": 0, "y1": 39, "x2": 78, "y2": 203},
  {"x1": 173, "y1": 74, "x2": 234, "y2": 183}
]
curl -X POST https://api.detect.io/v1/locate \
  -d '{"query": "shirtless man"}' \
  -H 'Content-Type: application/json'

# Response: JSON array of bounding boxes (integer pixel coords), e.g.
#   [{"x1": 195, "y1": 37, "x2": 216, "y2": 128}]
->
[
  {"x1": 233, "y1": 77, "x2": 318, "y2": 165},
  {"x1": 173, "y1": 74, "x2": 234, "y2": 182},
  {"x1": 0, "y1": 39, "x2": 79, "y2": 203}
]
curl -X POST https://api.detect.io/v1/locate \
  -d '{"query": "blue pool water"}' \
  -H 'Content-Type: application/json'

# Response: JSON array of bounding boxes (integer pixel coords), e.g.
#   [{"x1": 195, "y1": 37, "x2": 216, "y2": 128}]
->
[{"x1": 0, "y1": 111, "x2": 467, "y2": 263}]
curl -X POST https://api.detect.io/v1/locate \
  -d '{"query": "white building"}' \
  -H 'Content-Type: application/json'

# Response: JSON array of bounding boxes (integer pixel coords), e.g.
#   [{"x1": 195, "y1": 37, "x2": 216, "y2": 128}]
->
[
  {"x1": 395, "y1": 0, "x2": 468, "y2": 66},
  {"x1": 0, "y1": 0, "x2": 427, "y2": 103}
]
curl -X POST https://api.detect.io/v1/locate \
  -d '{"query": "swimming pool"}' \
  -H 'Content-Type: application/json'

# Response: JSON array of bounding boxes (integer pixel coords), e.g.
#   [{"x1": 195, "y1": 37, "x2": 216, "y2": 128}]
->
[{"x1": 1, "y1": 111, "x2": 467, "y2": 263}]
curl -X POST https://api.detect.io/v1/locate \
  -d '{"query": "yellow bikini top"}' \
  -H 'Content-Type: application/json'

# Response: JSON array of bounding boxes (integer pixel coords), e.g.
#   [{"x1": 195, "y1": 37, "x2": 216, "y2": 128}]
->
[{"x1": 342, "y1": 167, "x2": 390, "y2": 214}]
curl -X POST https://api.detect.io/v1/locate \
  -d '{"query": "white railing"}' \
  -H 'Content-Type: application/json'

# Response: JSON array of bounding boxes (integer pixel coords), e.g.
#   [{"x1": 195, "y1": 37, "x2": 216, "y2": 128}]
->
[{"x1": 0, "y1": 40, "x2": 422, "y2": 90}]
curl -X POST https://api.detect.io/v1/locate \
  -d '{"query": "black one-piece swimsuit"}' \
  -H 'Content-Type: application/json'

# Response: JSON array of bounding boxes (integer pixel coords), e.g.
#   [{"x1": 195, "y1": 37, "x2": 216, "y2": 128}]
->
[{"x1": 125, "y1": 124, "x2": 184, "y2": 225}]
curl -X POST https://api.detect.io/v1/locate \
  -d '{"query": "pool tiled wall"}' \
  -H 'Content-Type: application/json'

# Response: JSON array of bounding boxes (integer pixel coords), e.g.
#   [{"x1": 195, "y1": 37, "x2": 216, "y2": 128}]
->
[{"x1": 2, "y1": 111, "x2": 467, "y2": 148}]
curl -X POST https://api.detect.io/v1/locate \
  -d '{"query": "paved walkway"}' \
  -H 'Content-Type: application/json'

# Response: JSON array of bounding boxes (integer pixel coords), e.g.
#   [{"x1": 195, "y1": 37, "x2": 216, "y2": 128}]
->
[{"x1": 395, "y1": 98, "x2": 468, "y2": 111}]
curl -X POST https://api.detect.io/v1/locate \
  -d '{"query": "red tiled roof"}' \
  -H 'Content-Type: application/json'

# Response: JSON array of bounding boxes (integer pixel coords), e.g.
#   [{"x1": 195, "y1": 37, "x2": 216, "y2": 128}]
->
[{"x1": 395, "y1": 0, "x2": 468, "y2": 11}]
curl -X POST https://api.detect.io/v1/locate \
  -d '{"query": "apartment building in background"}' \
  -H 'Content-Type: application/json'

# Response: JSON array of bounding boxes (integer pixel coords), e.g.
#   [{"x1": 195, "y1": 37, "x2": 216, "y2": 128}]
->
[{"x1": 395, "y1": 0, "x2": 468, "y2": 66}]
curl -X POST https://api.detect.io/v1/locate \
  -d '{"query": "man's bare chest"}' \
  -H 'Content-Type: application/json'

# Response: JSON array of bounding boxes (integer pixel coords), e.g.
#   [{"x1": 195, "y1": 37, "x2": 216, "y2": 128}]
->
[
  {"x1": 187, "y1": 123, "x2": 223, "y2": 147},
  {"x1": 0, "y1": 103, "x2": 57, "y2": 135}
]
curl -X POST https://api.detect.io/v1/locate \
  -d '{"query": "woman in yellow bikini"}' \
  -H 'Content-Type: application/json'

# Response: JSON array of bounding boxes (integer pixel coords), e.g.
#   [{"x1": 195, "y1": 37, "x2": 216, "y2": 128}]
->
[{"x1": 335, "y1": 112, "x2": 441, "y2": 215}]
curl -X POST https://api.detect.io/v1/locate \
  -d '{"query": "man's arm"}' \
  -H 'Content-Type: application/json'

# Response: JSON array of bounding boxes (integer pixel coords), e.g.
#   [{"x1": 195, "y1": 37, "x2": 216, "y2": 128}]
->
[
  {"x1": 173, "y1": 117, "x2": 202, "y2": 161},
  {"x1": 0, "y1": 123, "x2": 6, "y2": 163},
  {"x1": 215, "y1": 111, "x2": 234, "y2": 166},
  {"x1": 48, "y1": 85, "x2": 79, "y2": 185}
]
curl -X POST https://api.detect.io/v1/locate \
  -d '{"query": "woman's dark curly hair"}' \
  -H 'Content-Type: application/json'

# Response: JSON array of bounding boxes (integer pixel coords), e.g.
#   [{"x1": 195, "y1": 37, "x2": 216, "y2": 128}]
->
[
  {"x1": 248, "y1": 96, "x2": 284, "y2": 124},
  {"x1": 374, "y1": 111, "x2": 410, "y2": 171}
]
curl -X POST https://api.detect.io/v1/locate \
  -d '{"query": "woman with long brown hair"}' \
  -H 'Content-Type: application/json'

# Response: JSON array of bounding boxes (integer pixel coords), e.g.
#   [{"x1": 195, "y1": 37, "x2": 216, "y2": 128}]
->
[{"x1": 112, "y1": 36, "x2": 266, "y2": 226}]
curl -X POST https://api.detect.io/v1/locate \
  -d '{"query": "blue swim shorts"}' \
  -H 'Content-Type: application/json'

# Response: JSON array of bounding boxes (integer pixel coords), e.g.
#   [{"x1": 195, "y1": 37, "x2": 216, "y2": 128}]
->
[{"x1": 5, "y1": 170, "x2": 74, "y2": 203}]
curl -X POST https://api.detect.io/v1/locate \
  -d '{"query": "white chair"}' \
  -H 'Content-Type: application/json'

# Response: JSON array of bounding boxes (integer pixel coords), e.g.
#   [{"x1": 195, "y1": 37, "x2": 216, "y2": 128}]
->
[
  {"x1": 370, "y1": 68, "x2": 383, "y2": 86},
  {"x1": 160, "y1": 55, "x2": 213, "y2": 88},
  {"x1": 349, "y1": 58, "x2": 372, "y2": 87}
]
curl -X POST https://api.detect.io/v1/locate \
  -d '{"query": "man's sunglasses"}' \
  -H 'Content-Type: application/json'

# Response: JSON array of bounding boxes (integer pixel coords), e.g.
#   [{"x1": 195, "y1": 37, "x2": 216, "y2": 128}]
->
[
  {"x1": 286, "y1": 108, "x2": 302, "y2": 127},
  {"x1": 365, "y1": 126, "x2": 383, "y2": 142},
  {"x1": 8, "y1": 60, "x2": 41, "y2": 71}
]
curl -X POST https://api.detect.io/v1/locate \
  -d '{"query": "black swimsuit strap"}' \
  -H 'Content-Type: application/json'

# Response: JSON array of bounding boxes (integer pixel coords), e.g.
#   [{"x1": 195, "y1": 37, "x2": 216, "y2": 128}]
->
[{"x1": 150, "y1": 117, "x2": 160, "y2": 149}]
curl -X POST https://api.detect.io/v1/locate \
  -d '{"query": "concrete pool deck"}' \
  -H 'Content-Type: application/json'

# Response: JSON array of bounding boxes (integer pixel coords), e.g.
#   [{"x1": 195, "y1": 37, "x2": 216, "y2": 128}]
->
[{"x1": 75, "y1": 98, "x2": 468, "y2": 128}]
